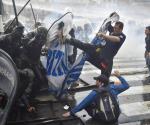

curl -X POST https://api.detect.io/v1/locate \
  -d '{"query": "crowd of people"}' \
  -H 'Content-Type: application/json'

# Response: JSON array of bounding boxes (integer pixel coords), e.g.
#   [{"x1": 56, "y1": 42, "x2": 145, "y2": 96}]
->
[
  {"x1": 0, "y1": 20, "x2": 48, "y2": 112},
  {"x1": 0, "y1": 8, "x2": 149, "y2": 124}
]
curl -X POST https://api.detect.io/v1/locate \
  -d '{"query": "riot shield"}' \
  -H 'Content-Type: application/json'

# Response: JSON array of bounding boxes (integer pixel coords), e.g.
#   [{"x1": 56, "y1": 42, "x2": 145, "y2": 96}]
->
[{"x1": 0, "y1": 49, "x2": 18, "y2": 125}]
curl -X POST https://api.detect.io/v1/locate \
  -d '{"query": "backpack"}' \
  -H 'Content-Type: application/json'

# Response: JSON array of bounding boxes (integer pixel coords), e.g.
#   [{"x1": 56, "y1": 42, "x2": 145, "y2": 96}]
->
[{"x1": 93, "y1": 88, "x2": 120, "y2": 123}]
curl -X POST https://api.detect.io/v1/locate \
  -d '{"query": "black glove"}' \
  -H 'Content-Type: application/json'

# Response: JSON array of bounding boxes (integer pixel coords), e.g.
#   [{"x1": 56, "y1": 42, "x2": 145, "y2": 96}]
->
[{"x1": 58, "y1": 21, "x2": 64, "y2": 30}]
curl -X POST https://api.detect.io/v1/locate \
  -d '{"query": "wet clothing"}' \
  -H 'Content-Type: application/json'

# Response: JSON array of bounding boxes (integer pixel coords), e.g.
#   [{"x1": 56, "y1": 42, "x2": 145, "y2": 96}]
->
[
  {"x1": 17, "y1": 68, "x2": 35, "y2": 109},
  {"x1": 100, "y1": 34, "x2": 126, "y2": 60},
  {"x1": 67, "y1": 38, "x2": 109, "y2": 76},
  {"x1": 0, "y1": 26, "x2": 24, "y2": 59},
  {"x1": 18, "y1": 69, "x2": 35, "y2": 96},
  {"x1": 100, "y1": 25, "x2": 126, "y2": 77},
  {"x1": 0, "y1": 34, "x2": 20, "y2": 58},
  {"x1": 20, "y1": 27, "x2": 48, "y2": 96},
  {"x1": 25, "y1": 37, "x2": 45, "y2": 63},
  {"x1": 70, "y1": 76, "x2": 129, "y2": 115},
  {"x1": 21, "y1": 26, "x2": 47, "y2": 64},
  {"x1": 4, "y1": 20, "x2": 24, "y2": 34},
  {"x1": 0, "y1": 26, "x2": 46, "y2": 110}
]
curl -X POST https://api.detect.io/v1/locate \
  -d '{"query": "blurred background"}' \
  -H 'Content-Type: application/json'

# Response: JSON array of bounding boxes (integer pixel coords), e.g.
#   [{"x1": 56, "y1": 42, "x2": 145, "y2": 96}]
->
[{"x1": 2, "y1": 0, "x2": 150, "y2": 57}]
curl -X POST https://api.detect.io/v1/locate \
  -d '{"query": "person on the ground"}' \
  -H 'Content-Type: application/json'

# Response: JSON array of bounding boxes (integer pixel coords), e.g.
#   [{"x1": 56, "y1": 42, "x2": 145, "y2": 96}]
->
[{"x1": 63, "y1": 70, "x2": 129, "y2": 124}]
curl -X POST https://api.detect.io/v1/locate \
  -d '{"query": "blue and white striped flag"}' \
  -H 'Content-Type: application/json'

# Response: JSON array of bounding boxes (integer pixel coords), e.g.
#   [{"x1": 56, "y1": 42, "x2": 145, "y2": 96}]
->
[
  {"x1": 46, "y1": 40, "x2": 69, "y2": 94},
  {"x1": 64, "y1": 37, "x2": 103, "y2": 86},
  {"x1": 43, "y1": 12, "x2": 120, "y2": 95},
  {"x1": 64, "y1": 52, "x2": 87, "y2": 85},
  {"x1": 42, "y1": 12, "x2": 74, "y2": 95}
]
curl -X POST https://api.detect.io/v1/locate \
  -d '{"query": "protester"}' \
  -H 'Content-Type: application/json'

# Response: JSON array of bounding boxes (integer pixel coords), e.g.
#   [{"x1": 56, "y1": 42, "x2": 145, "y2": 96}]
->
[
  {"x1": 65, "y1": 12, "x2": 126, "y2": 78},
  {"x1": 63, "y1": 70, "x2": 129, "y2": 124},
  {"x1": 96, "y1": 21, "x2": 126, "y2": 77}
]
